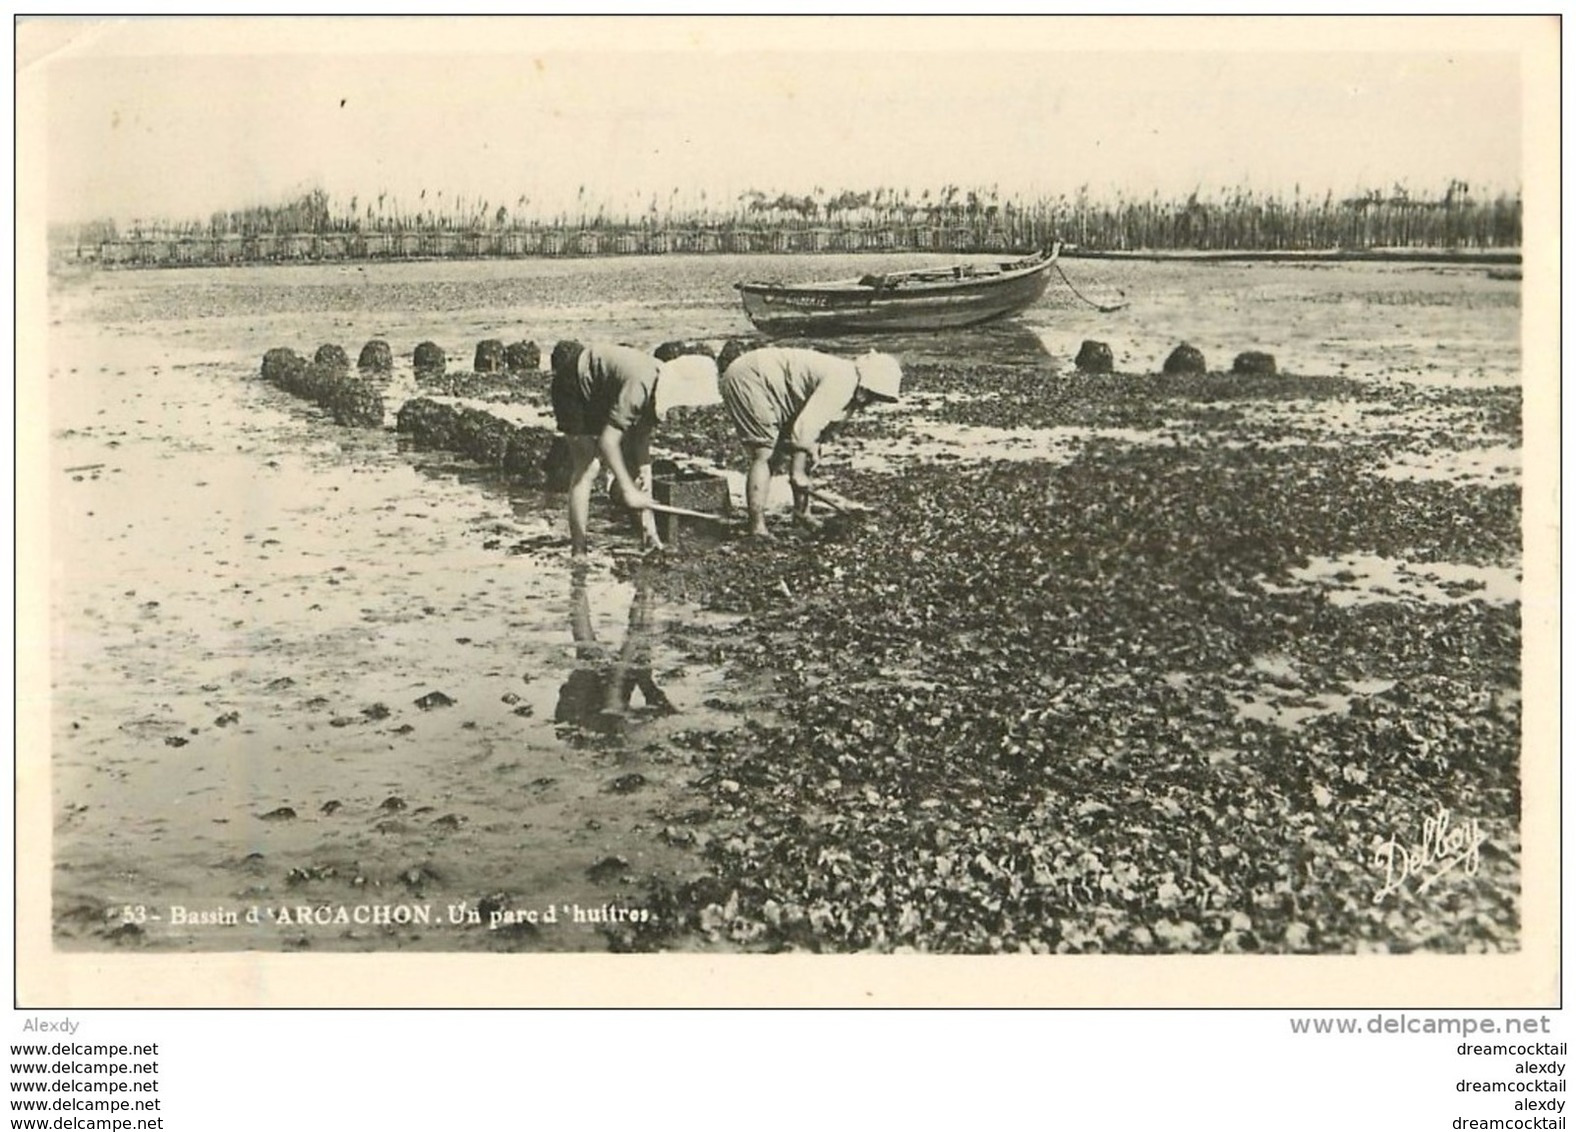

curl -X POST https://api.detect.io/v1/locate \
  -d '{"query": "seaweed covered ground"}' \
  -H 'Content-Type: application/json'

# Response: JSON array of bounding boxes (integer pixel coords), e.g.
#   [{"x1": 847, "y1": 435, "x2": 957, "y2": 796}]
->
[{"x1": 610, "y1": 367, "x2": 1522, "y2": 954}]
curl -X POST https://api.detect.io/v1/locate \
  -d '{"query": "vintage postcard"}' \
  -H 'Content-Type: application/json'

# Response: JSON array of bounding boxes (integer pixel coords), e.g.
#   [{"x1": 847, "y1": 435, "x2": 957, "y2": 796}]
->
[{"x1": 15, "y1": 14, "x2": 1560, "y2": 1006}]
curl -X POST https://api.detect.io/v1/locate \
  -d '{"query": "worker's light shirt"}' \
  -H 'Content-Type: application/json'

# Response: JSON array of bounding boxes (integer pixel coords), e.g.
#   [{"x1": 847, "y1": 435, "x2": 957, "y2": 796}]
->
[
  {"x1": 582, "y1": 344, "x2": 660, "y2": 431},
  {"x1": 724, "y1": 348, "x2": 859, "y2": 453}
]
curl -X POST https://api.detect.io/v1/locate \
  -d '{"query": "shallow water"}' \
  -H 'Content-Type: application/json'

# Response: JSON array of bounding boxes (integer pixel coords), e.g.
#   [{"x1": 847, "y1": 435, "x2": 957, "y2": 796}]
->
[
  {"x1": 1274, "y1": 553, "x2": 1520, "y2": 608},
  {"x1": 42, "y1": 253, "x2": 1521, "y2": 952},
  {"x1": 47, "y1": 323, "x2": 755, "y2": 952},
  {"x1": 55, "y1": 252, "x2": 1519, "y2": 384},
  {"x1": 1026, "y1": 258, "x2": 1519, "y2": 386}
]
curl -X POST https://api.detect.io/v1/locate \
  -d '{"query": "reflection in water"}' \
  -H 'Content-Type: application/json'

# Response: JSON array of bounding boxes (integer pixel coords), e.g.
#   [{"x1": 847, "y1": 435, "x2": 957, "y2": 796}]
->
[
  {"x1": 554, "y1": 570, "x2": 675, "y2": 740},
  {"x1": 775, "y1": 319, "x2": 1054, "y2": 370}
]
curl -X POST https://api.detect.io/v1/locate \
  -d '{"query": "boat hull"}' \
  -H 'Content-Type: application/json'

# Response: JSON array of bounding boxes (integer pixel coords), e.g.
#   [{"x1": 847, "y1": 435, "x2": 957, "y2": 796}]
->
[{"x1": 736, "y1": 250, "x2": 1056, "y2": 335}]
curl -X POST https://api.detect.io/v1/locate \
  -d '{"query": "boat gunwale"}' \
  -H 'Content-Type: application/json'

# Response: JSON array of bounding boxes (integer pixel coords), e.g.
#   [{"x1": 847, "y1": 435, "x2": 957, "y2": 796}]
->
[{"x1": 734, "y1": 247, "x2": 1058, "y2": 299}]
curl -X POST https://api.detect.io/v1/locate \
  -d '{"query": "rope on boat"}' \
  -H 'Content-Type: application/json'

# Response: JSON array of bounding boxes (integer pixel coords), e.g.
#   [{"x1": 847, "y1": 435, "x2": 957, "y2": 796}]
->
[{"x1": 1054, "y1": 262, "x2": 1128, "y2": 313}]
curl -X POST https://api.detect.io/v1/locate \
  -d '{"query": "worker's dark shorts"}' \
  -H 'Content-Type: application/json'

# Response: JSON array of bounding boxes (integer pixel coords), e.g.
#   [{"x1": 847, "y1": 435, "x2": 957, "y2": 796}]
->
[{"x1": 551, "y1": 357, "x2": 616, "y2": 436}]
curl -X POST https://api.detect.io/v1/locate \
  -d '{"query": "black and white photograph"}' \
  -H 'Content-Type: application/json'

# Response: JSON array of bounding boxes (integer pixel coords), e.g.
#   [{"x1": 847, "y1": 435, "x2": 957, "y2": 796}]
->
[{"x1": 17, "y1": 14, "x2": 1559, "y2": 1007}]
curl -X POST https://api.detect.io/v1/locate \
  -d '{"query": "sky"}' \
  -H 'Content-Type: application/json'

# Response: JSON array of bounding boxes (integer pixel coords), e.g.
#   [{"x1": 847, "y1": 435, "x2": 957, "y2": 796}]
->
[{"x1": 27, "y1": 16, "x2": 1539, "y2": 226}]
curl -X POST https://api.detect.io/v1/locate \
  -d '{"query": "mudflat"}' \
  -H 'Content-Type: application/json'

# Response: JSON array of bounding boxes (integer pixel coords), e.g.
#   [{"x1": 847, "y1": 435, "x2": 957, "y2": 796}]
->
[{"x1": 42, "y1": 255, "x2": 1524, "y2": 954}]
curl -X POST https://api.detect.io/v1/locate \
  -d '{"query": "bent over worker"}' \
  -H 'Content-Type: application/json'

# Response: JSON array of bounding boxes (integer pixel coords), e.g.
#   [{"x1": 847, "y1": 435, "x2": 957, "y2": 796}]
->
[
  {"x1": 550, "y1": 341, "x2": 717, "y2": 559},
  {"x1": 719, "y1": 347, "x2": 902, "y2": 537}
]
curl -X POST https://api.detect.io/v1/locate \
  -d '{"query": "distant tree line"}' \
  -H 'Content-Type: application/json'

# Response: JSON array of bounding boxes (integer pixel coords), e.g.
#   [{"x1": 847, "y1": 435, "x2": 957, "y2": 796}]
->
[{"x1": 73, "y1": 179, "x2": 1521, "y2": 260}]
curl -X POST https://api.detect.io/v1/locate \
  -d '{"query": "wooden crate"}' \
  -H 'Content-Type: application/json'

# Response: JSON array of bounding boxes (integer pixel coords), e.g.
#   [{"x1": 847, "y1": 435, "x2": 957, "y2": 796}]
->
[{"x1": 653, "y1": 469, "x2": 731, "y2": 545}]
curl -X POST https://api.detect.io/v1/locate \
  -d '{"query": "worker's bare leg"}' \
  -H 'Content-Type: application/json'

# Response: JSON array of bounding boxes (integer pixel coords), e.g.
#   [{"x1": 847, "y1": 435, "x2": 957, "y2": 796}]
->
[
  {"x1": 566, "y1": 436, "x2": 602, "y2": 560},
  {"x1": 745, "y1": 445, "x2": 774, "y2": 538}
]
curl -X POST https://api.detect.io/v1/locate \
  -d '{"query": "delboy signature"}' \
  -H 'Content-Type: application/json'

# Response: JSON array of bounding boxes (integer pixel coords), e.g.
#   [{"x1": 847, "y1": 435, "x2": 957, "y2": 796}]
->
[{"x1": 1372, "y1": 808, "x2": 1487, "y2": 901}]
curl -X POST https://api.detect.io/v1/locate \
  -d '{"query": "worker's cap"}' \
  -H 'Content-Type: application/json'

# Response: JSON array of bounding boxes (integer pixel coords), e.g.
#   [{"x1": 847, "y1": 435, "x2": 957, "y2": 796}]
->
[
  {"x1": 854, "y1": 352, "x2": 903, "y2": 402},
  {"x1": 653, "y1": 354, "x2": 721, "y2": 420},
  {"x1": 549, "y1": 339, "x2": 585, "y2": 379}
]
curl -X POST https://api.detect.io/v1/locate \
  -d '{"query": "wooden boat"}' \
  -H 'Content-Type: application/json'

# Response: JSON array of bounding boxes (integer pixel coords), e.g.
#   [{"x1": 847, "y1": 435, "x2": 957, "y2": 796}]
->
[{"x1": 735, "y1": 245, "x2": 1059, "y2": 335}]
